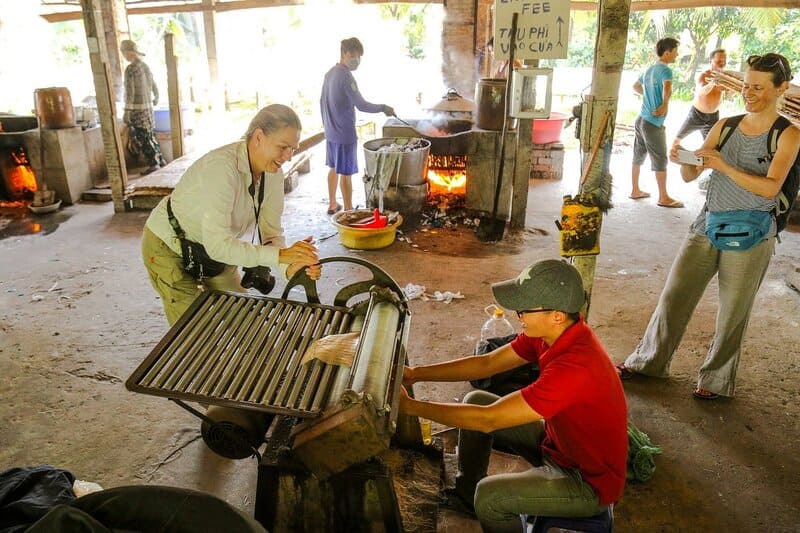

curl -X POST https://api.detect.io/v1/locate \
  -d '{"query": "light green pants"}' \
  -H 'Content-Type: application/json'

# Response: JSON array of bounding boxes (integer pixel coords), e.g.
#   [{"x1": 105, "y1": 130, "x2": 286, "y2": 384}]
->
[
  {"x1": 141, "y1": 227, "x2": 244, "y2": 326},
  {"x1": 456, "y1": 390, "x2": 605, "y2": 533},
  {"x1": 624, "y1": 232, "x2": 775, "y2": 396}
]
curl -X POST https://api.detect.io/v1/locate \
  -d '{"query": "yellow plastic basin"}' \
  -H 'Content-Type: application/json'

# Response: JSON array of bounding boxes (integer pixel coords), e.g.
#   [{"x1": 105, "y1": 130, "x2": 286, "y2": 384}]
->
[{"x1": 332, "y1": 209, "x2": 403, "y2": 250}]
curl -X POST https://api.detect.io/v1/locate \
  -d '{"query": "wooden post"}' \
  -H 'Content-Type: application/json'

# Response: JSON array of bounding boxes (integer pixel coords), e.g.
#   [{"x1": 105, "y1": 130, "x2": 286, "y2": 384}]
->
[
  {"x1": 165, "y1": 33, "x2": 185, "y2": 160},
  {"x1": 510, "y1": 118, "x2": 532, "y2": 230},
  {"x1": 573, "y1": 0, "x2": 632, "y2": 318},
  {"x1": 202, "y1": 0, "x2": 223, "y2": 111},
  {"x1": 80, "y1": 0, "x2": 128, "y2": 213}
]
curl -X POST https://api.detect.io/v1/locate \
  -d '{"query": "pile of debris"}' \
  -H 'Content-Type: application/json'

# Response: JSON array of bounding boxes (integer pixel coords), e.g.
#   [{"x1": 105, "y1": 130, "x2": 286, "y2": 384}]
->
[{"x1": 714, "y1": 70, "x2": 800, "y2": 127}]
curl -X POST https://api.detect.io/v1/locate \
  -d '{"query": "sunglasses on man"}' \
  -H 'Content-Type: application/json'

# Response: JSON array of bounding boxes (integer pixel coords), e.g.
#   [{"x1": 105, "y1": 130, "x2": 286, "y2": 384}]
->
[{"x1": 516, "y1": 309, "x2": 554, "y2": 318}]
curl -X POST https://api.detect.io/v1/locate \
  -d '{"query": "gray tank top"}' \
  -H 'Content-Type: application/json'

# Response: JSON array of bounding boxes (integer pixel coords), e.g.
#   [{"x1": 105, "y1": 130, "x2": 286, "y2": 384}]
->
[{"x1": 690, "y1": 127, "x2": 777, "y2": 236}]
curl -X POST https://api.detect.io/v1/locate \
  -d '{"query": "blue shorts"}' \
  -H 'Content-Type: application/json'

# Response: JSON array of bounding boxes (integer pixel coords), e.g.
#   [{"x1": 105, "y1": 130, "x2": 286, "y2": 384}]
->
[{"x1": 326, "y1": 141, "x2": 358, "y2": 175}]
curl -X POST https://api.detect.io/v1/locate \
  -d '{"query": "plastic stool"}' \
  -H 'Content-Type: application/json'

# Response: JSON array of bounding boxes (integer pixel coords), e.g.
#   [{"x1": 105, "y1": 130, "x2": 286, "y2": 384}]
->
[{"x1": 520, "y1": 505, "x2": 613, "y2": 533}]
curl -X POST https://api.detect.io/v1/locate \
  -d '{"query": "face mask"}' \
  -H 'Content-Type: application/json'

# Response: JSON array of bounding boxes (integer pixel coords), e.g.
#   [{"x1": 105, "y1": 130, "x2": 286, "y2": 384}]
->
[{"x1": 346, "y1": 57, "x2": 360, "y2": 71}]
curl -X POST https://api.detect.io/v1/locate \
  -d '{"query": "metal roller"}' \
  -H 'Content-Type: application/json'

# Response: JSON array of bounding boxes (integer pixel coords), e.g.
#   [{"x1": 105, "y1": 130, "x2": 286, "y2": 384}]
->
[
  {"x1": 347, "y1": 297, "x2": 400, "y2": 409},
  {"x1": 323, "y1": 314, "x2": 365, "y2": 410}
]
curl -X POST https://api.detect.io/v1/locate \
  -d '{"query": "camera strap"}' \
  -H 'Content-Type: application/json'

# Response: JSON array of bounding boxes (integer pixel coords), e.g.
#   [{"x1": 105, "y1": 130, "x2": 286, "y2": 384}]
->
[
  {"x1": 166, "y1": 197, "x2": 186, "y2": 240},
  {"x1": 249, "y1": 172, "x2": 266, "y2": 245}
]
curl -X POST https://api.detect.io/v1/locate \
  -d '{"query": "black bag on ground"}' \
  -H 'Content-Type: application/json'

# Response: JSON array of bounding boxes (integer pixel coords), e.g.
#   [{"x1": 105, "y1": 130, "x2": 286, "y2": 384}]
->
[
  {"x1": 470, "y1": 333, "x2": 539, "y2": 396},
  {"x1": 166, "y1": 198, "x2": 226, "y2": 281}
]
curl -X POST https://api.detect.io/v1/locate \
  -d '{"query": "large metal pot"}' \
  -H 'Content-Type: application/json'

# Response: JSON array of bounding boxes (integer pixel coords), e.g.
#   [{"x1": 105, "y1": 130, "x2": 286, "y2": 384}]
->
[{"x1": 363, "y1": 137, "x2": 430, "y2": 186}]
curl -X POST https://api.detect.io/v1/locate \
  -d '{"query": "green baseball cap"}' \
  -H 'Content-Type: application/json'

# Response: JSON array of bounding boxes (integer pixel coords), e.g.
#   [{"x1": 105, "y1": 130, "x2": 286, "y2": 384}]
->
[{"x1": 491, "y1": 259, "x2": 585, "y2": 313}]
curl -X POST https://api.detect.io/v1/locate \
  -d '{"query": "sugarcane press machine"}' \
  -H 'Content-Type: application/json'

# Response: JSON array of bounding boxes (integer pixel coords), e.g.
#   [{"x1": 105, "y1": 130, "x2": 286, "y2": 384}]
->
[{"x1": 126, "y1": 257, "x2": 431, "y2": 532}]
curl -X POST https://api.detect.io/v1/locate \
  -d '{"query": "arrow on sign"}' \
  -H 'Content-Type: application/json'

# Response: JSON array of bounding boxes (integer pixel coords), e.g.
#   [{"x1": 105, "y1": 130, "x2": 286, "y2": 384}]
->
[{"x1": 557, "y1": 16, "x2": 565, "y2": 47}]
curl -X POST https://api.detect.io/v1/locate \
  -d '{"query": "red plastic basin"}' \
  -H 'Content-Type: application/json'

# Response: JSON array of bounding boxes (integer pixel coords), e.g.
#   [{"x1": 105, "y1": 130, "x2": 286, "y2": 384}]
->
[{"x1": 532, "y1": 112, "x2": 568, "y2": 144}]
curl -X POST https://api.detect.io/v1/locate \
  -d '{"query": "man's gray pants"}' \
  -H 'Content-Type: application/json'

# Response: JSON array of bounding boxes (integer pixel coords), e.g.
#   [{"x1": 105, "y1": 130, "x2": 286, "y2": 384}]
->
[
  {"x1": 624, "y1": 233, "x2": 775, "y2": 396},
  {"x1": 454, "y1": 390, "x2": 604, "y2": 532}
]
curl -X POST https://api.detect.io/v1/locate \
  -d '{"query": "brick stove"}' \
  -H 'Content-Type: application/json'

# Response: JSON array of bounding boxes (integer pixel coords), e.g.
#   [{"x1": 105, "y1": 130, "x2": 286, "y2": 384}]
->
[{"x1": 381, "y1": 118, "x2": 525, "y2": 224}]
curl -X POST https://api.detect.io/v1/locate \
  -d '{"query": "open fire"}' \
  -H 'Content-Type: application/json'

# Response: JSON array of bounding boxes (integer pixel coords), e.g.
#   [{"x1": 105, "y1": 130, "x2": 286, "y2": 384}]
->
[
  {"x1": 0, "y1": 146, "x2": 38, "y2": 205},
  {"x1": 426, "y1": 153, "x2": 467, "y2": 215},
  {"x1": 427, "y1": 154, "x2": 466, "y2": 196}
]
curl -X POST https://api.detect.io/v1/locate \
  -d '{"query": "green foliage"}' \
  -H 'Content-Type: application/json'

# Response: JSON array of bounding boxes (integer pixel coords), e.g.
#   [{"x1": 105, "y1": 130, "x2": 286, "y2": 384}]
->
[
  {"x1": 52, "y1": 21, "x2": 86, "y2": 66},
  {"x1": 380, "y1": 4, "x2": 429, "y2": 60},
  {"x1": 623, "y1": 7, "x2": 792, "y2": 103},
  {"x1": 404, "y1": 6, "x2": 429, "y2": 60},
  {"x1": 564, "y1": 11, "x2": 598, "y2": 68}
]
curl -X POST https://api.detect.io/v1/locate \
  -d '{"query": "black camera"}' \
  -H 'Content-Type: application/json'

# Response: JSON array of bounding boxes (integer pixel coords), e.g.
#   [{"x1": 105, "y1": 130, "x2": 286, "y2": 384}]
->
[{"x1": 241, "y1": 265, "x2": 275, "y2": 295}]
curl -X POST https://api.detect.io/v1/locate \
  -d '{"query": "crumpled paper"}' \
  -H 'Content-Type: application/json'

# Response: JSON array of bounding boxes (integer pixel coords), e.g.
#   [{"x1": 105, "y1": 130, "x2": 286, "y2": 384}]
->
[
  {"x1": 300, "y1": 331, "x2": 360, "y2": 366},
  {"x1": 403, "y1": 283, "x2": 464, "y2": 304}
]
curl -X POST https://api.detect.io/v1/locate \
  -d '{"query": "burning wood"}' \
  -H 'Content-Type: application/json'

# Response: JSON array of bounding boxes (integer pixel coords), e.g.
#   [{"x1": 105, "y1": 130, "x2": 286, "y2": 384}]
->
[{"x1": 0, "y1": 146, "x2": 38, "y2": 204}]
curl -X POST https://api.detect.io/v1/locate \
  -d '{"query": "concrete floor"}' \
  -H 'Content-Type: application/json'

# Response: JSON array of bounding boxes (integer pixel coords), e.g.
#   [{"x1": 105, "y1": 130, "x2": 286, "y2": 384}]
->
[{"x1": 1, "y1": 140, "x2": 799, "y2": 532}]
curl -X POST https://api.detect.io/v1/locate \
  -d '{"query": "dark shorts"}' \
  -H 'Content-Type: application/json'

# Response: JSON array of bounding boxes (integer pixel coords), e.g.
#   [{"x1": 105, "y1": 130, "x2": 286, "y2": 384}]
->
[
  {"x1": 633, "y1": 116, "x2": 668, "y2": 171},
  {"x1": 326, "y1": 141, "x2": 358, "y2": 175},
  {"x1": 676, "y1": 107, "x2": 719, "y2": 140}
]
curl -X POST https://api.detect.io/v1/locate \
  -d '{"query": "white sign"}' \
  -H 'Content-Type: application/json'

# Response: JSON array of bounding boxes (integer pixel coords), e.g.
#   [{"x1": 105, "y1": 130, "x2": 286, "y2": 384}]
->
[{"x1": 494, "y1": 0, "x2": 570, "y2": 60}]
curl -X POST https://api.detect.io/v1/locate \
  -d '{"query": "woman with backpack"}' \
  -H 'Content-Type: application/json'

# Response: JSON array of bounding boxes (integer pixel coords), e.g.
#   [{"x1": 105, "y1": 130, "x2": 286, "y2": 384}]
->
[{"x1": 616, "y1": 52, "x2": 800, "y2": 400}]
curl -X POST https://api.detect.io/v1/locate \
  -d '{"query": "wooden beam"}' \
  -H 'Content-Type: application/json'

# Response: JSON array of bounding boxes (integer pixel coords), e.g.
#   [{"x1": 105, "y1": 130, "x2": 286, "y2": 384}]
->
[
  {"x1": 165, "y1": 33, "x2": 185, "y2": 160},
  {"x1": 202, "y1": 0, "x2": 223, "y2": 111},
  {"x1": 43, "y1": 0, "x2": 800, "y2": 22},
  {"x1": 42, "y1": 0, "x2": 301, "y2": 22},
  {"x1": 572, "y1": 0, "x2": 800, "y2": 10},
  {"x1": 80, "y1": 0, "x2": 129, "y2": 213}
]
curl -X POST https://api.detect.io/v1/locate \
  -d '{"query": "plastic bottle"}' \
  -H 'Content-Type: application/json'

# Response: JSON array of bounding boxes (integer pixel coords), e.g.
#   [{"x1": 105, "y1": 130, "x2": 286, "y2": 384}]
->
[{"x1": 475, "y1": 304, "x2": 516, "y2": 354}]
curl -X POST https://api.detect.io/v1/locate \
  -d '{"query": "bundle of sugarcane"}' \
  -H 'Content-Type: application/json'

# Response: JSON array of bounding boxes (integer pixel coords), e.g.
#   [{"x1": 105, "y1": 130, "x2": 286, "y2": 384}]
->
[{"x1": 713, "y1": 70, "x2": 800, "y2": 127}]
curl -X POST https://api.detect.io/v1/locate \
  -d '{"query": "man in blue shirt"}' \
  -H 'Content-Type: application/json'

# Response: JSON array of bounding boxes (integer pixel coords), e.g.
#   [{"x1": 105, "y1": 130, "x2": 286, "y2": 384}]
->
[
  {"x1": 630, "y1": 37, "x2": 683, "y2": 208},
  {"x1": 320, "y1": 37, "x2": 395, "y2": 215}
]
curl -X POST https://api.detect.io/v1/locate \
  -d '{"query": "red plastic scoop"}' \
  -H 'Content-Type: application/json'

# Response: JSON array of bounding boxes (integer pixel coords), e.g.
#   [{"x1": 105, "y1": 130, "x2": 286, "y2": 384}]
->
[{"x1": 350, "y1": 208, "x2": 388, "y2": 229}]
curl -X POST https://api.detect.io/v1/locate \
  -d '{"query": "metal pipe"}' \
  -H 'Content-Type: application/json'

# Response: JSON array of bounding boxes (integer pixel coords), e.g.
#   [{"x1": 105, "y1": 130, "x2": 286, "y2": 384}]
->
[
  {"x1": 202, "y1": 299, "x2": 267, "y2": 397},
  {"x1": 165, "y1": 295, "x2": 236, "y2": 390},
  {"x1": 180, "y1": 295, "x2": 250, "y2": 393},
  {"x1": 230, "y1": 300, "x2": 286, "y2": 399},
  {"x1": 247, "y1": 304, "x2": 306, "y2": 403},
  {"x1": 219, "y1": 300, "x2": 275, "y2": 398},
  {"x1": 141, "y1": 295, "x2": 217, "y2": 387}
]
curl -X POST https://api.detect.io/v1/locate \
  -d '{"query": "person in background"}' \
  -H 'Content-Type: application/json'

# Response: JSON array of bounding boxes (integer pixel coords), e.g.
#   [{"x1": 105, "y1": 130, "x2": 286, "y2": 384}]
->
[
  {"x1": 673, "y1": 49, "x2": 729, "y2": 147},
  {"x1": 320, "y1": 37, "x2": 395, "y2": 215},
  {"x1": 120, "y1": 39, "x2": 166, "y2": 175},
  {"x1": 401, "y1": 260, "x2": 627, "y2": 532},
  {"x1": 141, "y1": 104, "x2": 320, "y2": 325},
  {"x1": 673, "y1": 49, "x2": 729, "y2": 191},
  {"x1": 630, "y1": 37, "x2": 683, "y2": 208},
  {"x1": 617, "y1": 53, "x2": 800, "y2": 400}
]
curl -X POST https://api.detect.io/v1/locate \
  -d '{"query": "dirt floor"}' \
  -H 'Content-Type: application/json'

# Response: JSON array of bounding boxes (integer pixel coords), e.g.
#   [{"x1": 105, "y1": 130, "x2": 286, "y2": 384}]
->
[{"x1": 1, "y1": 138, "x2": 799, "y2": 532}]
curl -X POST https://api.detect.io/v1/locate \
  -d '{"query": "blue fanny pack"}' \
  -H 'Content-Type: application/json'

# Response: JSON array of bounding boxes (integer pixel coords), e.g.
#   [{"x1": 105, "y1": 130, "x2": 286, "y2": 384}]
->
[{"x1": 705, "y1": 209, "x2": 772, "y2": 251}]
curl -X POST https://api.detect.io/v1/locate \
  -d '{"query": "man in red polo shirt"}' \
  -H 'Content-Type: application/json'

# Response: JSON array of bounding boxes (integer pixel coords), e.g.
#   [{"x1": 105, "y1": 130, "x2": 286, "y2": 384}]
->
[{"x1": 400, "y1": 259, "x2": 627, "y2": 532}]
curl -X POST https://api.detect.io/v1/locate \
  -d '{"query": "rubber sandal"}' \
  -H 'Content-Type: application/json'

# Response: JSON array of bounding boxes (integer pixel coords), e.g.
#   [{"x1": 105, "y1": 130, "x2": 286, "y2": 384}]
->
[
  {"x1": 692, "y1": 389, "x2": 719, "y2": 400},
  {"x1": 629, "y1": 192, "x2": 651, "y2": 200},
  {"x1": 657, "y1": 200, "x2": 684, "y2": 208},
  {"x1": 615, "y1": 363, "x2": 635, "y2": 381},
  {"x1": 326, "y1": 204, "x2": 342, "y2": 216}
]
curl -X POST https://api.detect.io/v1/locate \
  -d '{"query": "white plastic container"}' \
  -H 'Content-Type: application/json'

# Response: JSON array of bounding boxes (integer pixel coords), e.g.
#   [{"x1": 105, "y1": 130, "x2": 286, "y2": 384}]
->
[{"x1": 476, "y1": 304, "x2": 515, "y2": 354}]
